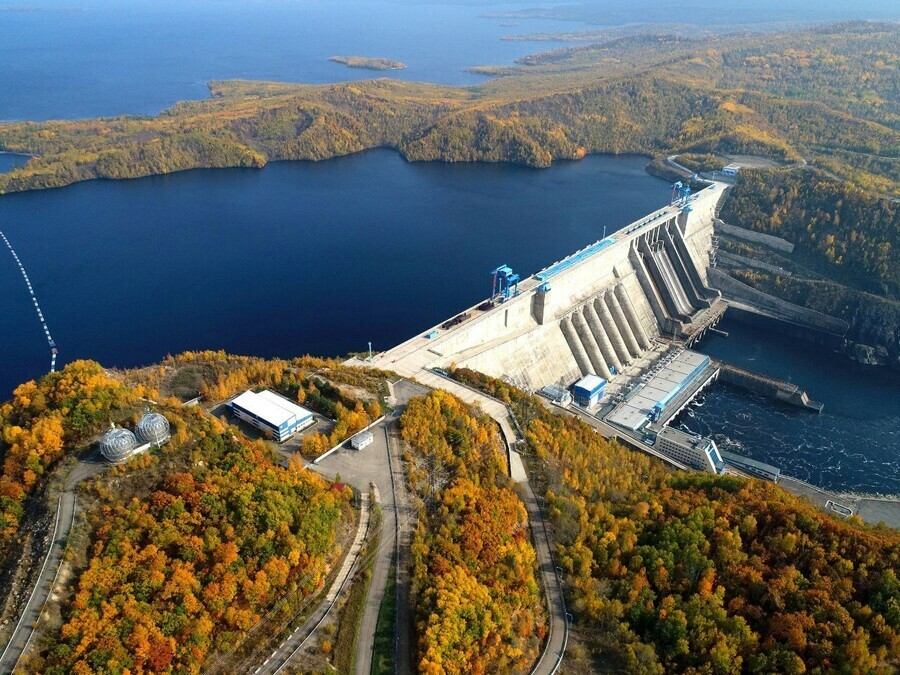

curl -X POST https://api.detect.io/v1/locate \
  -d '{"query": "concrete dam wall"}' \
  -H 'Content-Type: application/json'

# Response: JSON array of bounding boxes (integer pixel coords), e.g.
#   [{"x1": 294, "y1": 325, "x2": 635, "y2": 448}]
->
[{"x1": 424, "y1": 184, "x2": 728, "y2": 391}]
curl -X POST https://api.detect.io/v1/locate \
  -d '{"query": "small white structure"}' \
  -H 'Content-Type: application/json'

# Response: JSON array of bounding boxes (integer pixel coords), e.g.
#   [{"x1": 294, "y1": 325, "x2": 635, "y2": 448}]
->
[
  {"x1": 230, "y1": 389, "x2": 315, "y2": 442},
  {"x1": 350, "y1": 430, "x2": 374, "y2": 451},
  {"x1": 722, "y1": 163, "x2": 741, "y2": 177}
]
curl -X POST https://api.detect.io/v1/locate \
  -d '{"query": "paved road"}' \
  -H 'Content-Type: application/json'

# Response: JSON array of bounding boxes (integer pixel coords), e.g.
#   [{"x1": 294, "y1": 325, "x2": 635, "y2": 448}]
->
[
  {"x1": 0, "y1": 455, "x2": 104, "y2": 674},
  {"x1": 250, "y1": 493, "x2": 371, "y2": 675},
  {"x1": 516, "y1": 461, "x2": 569, "y2": 675},
  {"x1": 349, "y1": 369, "x2": 570, "y2": 674},
  {"x1": 309, "y1": 412, "x2": 416, "y2": 675}
]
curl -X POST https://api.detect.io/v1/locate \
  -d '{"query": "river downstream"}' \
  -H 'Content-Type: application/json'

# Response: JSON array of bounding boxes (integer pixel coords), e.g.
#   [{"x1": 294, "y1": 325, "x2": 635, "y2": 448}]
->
[{"x1": 683, "y1": 317, "x2": 900, "y2": 495}]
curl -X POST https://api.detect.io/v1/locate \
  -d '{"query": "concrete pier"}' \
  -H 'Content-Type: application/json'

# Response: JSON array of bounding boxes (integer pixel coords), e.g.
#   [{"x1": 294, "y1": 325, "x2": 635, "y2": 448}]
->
[
  {"x1": 715, "y1": 360, "x2": 824, "y2": 412},
  {"x1": 606, "y1": 290, "x2": 641, "y2": 360},
  {"x1": 615, "y1": 283, "x2": 652, "y2": 351},
  {"x1": 561, "y1": 317, "x2": 592, "y2": 376},
  {"x1": 573, "y1": 309, "x2": 610, "y2": 378}
]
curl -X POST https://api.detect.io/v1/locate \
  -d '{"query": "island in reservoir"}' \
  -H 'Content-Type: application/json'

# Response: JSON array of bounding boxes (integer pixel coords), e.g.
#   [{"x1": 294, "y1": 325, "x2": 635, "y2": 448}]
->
[{"x1": 328, "y1": 55, "x2": 406, "y2": 71}]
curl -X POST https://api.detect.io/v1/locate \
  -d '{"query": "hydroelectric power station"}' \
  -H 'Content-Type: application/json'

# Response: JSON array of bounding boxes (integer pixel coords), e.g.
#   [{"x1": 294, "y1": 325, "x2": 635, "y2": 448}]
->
[{"x1": 360, "y1": 181, "x2": 808, "y2": 477}]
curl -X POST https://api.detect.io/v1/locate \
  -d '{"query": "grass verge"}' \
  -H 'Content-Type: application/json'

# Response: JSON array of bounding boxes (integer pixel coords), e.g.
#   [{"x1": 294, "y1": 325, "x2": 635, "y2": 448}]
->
[
  {"x1": 370, "y1": 554, "x2": 397, "y2": 675},
  {"x1": 332, "y1": 499, "x2": 382, "y2": 674}
]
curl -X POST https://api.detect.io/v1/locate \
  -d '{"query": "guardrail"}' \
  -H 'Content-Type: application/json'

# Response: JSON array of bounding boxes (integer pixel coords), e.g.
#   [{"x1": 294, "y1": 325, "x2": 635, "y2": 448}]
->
[
  {"x1": 0, "y1": 497, "x2": 63, "y2": 668},
  {"x1": 312, "y1": 415, "x2": 386, "y2": 465}
]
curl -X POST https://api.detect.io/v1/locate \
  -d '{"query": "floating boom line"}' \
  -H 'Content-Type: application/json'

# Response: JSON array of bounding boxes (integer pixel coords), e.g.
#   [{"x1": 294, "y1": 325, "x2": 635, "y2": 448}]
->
[{"x1": 0, "y1": 229, "x2": 58, "y2": 372}]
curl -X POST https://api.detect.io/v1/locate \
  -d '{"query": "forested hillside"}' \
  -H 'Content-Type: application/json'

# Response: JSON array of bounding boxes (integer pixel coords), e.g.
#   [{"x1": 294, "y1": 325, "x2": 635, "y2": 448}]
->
[
  {"x1": 721, "y1": 169, "x2": 900, "y2": 298},
  {"x1": 0, "y1": 361, "x2": 144, "y2": 548},
  {"x1": 451, "y1": 368, "x2": 900, "y2": 674},
  {"x1": 38, "y1": 415, "x2": 350, "y2": 674},
  {"x1": 0, "y1": 22, "x2": 895, "y2": 196},
  {"x1": 401, "y1": 391, "x2": 545, "y2": 674},
  {"x1": 0, "y1": 352, "x2": 392, "y2": 674}
]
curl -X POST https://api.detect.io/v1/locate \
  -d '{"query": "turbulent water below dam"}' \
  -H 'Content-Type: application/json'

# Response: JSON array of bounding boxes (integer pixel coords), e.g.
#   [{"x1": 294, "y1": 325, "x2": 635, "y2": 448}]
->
[{"x1": 682, "y1": 318, "x2": 900, "y2": 496}]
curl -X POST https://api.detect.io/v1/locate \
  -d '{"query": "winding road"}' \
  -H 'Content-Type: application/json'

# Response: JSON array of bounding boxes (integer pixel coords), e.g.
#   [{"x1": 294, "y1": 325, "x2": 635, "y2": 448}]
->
[{"x1": 0, "y1": 455, "x2": 104, "y2": 674}]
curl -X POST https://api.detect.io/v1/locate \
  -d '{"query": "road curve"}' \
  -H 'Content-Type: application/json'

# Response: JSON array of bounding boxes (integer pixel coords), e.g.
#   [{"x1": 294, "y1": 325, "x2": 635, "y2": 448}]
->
[
  {"x1": 0, "y1": 458, "x2": 104, "y2": 674},
  {"x1": 251, "y1": 492, "x2": 371, "y2": 675},
  {"x1": 407, "y1": 372, "x2": 569, "y2": 674}
]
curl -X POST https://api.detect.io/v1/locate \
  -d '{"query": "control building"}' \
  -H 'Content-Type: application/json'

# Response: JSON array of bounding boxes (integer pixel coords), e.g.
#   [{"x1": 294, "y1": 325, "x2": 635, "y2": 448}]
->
[
  {"x1": 655, "y1": 427, "x2": 724, "y2": 473},
  {"x1": 230, "y1": 390, "x2": 315, "y2": 442}
]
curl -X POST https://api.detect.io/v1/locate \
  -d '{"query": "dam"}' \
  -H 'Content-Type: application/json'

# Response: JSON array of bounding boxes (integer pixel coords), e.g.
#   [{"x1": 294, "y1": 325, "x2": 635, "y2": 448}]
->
[
  {"x1": 378, "y1": 182, "x2": 727, "y2": 393},
  {"x1": 356, "y1": 179, "x2": 831, "y2": 479}
]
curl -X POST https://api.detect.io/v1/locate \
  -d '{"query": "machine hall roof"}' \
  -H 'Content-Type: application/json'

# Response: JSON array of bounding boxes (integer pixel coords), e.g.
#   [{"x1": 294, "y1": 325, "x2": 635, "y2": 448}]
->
[{"x1": 606, "y1": 350, "x2": 711, "y2": 432}]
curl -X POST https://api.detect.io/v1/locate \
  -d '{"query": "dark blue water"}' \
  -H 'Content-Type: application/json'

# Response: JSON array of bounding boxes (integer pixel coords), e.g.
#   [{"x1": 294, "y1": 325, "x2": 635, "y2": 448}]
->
[
  {"x1": 0, "y1": 154, "x2": 29, "y2": 172},
  {"x1": 0, "y1": 151, "x2": 670, "y2": 396},
  {"x1": 682, "y1": 318, "x2": 900, "y2": 495}
]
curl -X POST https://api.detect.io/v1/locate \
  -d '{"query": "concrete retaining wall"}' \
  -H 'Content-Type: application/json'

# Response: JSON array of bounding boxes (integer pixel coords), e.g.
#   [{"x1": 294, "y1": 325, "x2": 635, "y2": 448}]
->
[
  {"x1": 714, "y1": 219, "x2": 795, "y2": 254},
  {"x1": 709, "y1": 268, "x2": 848, "y2": 336},
  {"x1": 716, "y1": 361, "x2": 822, "y2": 411},
  {"x1": 717, "y1": 250, "x2": 792, "y2": 277}
]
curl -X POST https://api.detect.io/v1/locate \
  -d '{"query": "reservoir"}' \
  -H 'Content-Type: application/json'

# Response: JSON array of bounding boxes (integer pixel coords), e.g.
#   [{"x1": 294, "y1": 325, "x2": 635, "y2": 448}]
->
[
  {"x1": 1, "y1": 150, "x2": 897, "y2": 494},
  {"x1": 0, "y1": 151, "x2": 670, "y2": 395}
]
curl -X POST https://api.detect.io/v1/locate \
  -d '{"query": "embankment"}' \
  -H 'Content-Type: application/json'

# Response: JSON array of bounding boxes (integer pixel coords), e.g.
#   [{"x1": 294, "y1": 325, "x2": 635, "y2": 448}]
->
[{"x1": 713, "y1": 359, "x2": 823, "y2": 412}]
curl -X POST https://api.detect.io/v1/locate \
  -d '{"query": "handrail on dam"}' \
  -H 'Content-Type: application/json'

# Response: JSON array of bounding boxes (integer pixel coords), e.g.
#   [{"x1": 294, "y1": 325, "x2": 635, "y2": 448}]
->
[
  {"x1": 536, "y1": 237, "x2": 616, "y2": 281},
  {"x1": 532, "y1": 183, "x2": 720, "y2": 286}
]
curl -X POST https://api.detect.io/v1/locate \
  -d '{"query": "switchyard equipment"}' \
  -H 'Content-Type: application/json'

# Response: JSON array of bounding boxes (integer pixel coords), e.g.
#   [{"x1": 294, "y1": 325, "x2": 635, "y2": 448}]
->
[{"x1": 490, "y1": 264, "x2": 520, "y2": 302}]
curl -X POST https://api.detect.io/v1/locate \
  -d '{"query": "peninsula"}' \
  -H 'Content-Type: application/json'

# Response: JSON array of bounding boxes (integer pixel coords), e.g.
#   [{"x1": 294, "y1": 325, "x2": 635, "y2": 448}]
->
[{"x1": 329, "y1": 55, "x2": 406, "y2": 71}]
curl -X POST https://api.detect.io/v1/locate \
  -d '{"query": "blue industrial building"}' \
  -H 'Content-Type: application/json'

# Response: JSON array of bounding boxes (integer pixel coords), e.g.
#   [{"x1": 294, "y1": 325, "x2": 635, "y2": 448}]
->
[
  {"x1": 572, "y1": 374, "x2": 606, "y2": 408},
  {"x1": 231, "y1": 390, "x2": 315, "y2": 442}
]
